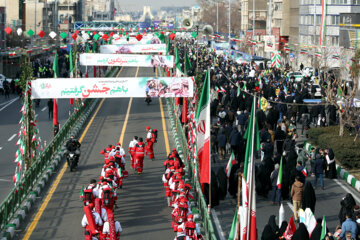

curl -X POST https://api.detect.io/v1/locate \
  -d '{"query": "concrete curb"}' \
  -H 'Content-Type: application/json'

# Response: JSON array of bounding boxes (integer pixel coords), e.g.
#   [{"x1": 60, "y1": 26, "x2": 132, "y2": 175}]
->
[
  {"x1": 1, "y1": 99, "x2": 99, "y2": 239},
  {"x1": 303, "y1": 142, "x2": 360, "y2": 192}
]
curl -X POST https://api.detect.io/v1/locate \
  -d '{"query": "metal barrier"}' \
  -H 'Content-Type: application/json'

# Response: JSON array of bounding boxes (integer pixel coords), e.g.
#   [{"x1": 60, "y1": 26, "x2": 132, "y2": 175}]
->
[
  {"x1": 0, "y1": 66, "x2": 118, "y2": 231},
  {"x1": 158, "y1": 67, "x2": 216, "y2": 240}
]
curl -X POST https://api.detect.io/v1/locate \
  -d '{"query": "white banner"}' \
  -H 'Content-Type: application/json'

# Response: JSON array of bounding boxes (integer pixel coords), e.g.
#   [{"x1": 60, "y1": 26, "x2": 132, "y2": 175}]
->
[
  {"x1": 100, "y1": 44, "x2": 166, "y2": 54},
  {"x1": 79, "y1": 53, "x2": 174, "y2": 67},
  {"x1": 31, "y1": 77, "x2": 194, "y2": 99}
]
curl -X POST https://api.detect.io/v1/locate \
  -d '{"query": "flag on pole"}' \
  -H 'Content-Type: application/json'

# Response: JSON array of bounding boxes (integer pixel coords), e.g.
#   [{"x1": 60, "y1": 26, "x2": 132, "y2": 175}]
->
[
  {"x1": 240, "y1": 177, "x2": 248, "y2": 240},
  {"x1": 185, "y1": 51, "x2": 192, "y2": 75},
  {"x1": 315, "y1": 52, "x2": 322, "y2": 58},
  {"x1": 225, "y1": 151, "x2": 236, "y2": 178},
  {"x1": 277, "y1": 157, "x2": 283, "y2": 189},
  {"x1": 196, "y1": 69, "x2": 210, "y2": 184},
  {"x1": 166, "y1": 37, "x2": 171, "y2": 55},
  {"x1": 302, "y1": 167, "x2": 308, "y2": 177},
  {"x1": 53, "y1": 52, "x2": 59, "y2": 78},
  {"x1": 52, "y1": 52, "x2": 59, "y2": 126},
  {"x1": 320, "y1": 0, "x2": 328, "y2": 46},
  {"x1": 69, "y1": 47, "x2": 75, "y2": 105},
  {"x1": 243, "y1": 97, "x2": 260, "y2": 240},
  {"x1": 320, "y1": 216, "x2": 327, "y2": 239},
  {"x1": 283, "y1": 216, "x2": 296, "y2": 240},
  {"x1": 228, "y1": 207, "x2": 239, "y2": 240},
  {"x1": 175, "y1": 47, "x2": 182, "y2": 76}
]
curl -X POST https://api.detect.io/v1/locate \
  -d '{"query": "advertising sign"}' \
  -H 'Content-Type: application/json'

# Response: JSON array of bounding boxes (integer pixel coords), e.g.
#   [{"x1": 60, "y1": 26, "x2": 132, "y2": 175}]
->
[
  {"x1": 79, "y1": 53, "x2": 174, "y2": 68},
  {"x1": 31, "y1": 77, "x2": 194, "y2": 99}
]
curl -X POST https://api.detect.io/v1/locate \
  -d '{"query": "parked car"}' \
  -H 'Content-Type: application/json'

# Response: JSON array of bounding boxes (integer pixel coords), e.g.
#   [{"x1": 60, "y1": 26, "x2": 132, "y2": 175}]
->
[{"x1": 288, "y1": 71, "x2": 304, "y2": 83}]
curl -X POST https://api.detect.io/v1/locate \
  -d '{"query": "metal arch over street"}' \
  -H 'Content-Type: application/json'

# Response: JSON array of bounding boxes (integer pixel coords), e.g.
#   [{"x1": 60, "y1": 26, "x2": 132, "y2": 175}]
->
[{"x1": 73, "y1": 21, "x2": 141, "y2": 31}]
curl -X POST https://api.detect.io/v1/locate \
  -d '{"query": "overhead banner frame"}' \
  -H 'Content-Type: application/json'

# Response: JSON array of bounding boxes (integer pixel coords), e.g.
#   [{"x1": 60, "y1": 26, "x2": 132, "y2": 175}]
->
[
  {"x1": 99, "y1": 44, "x2": 166, "y2": 54},
  {"x1": 79, "y1": 53, "x2": 174, "y2": 68},
  {"x1": 31, "y1": 77, "x2": 194, "y2": 99}
]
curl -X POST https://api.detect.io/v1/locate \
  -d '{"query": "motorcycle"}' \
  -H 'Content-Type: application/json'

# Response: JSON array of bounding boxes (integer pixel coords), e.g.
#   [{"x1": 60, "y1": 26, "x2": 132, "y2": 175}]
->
[
  {"x1": 65, "y1": 150, "x2": 79, "y2": 172},
  {"x1": 145, "y1": 96, "x2": 152, "y2": 105}
]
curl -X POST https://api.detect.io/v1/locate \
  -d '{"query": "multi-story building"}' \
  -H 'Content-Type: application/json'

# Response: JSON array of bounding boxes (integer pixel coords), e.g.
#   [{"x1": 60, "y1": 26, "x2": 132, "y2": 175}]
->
[
  {"x1": 240, "y1": 0, "x2": 267, "y2": 39},
  {"x1": 299, "y1": 0, "x2": 360, "y2": 46},
  {"x1": 270, "y1": 0, "x2": 299, "y2": 44},
  {"x1": 339, "y1": 12, "x2": 360, "y2": 48},
  {"x1": 83, "y1": 0, "x2": 114, "y2": 21},
  {"x1": 0, "y1": 0, "x2": 20, "y2": 27}
]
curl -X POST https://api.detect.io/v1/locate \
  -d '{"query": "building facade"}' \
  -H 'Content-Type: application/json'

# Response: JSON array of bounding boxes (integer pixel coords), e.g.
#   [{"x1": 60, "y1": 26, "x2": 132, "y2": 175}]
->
[
  {"x1": 299, "y1": 0, "x2": 360, "y2": 46},
  {"x1": 339, "y1": 12, "x2": 360, "y2": 48}
]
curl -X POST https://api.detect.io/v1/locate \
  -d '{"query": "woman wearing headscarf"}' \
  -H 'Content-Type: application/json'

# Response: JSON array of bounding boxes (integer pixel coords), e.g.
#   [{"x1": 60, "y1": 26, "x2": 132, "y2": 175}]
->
[
  {"x1": 324, "y1": 148, "x2": 337, "y2": 179},
  {"x1": 267, "y1": 215, "x2": 279, "y2": 236},
  {"x1": 302, "y1": 182, "x2": 316, "y2": 213},
  {"x1": 261, "y1": 224, "x2": 277, "y2": 240},
  {"x1": 292, "y1": 223, "x2": 309, "y2": 240},
  {"x1": 338, "y1": 193, "x2": 357, "y2": 224},
  {"x1": 309, "y1": 218, "x2": 323, "y2": 240},
  {"x1": 278, "y1": 221, "x2": 288, "y2": 237}
]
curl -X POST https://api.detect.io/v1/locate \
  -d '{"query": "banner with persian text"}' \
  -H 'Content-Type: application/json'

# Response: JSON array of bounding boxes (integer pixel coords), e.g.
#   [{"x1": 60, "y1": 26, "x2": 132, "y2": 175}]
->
[
  {"x1": 112, "y1": 35, "x2": 162, "y2": 45},
  {"x1": 31, "y1": 77, "x2": 194, "y2": 99},
  {"x1": 79, "y1": 53, "x2": 174, "y2": 67},
  {"x1": 99, "y1": 44, "x2": 166, "y2": 54}
]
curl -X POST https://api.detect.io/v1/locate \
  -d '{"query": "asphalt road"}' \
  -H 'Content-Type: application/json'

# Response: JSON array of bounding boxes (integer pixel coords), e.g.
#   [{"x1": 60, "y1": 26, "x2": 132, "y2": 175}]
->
[
  {"x1": 16, "y1": 66, "x2": 176, "y2": 239},
  {"x1": 0, "y1": 94, "x2": 74, "y2": 202}
]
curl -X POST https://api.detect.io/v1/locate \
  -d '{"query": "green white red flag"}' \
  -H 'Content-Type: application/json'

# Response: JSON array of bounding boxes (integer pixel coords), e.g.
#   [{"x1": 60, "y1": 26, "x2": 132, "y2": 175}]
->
[
  {"x1": 196, "y1": 70, "x2": 210, "y2": 184},
  {"x1": 225, "y1": 152, "x2": 236, "y2": 178},
  {"x1": 277, "y1": 157, "x2": 283, "y2": 189}
]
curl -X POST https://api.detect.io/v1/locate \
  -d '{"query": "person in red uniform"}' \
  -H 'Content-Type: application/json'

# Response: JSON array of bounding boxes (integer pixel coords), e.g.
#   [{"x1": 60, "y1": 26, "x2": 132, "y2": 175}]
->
[
  {"x1": 145, "y1": 126, "x2": 156, "y2": 160},
  {"x1": 134, "y1": 137, "x2": 146, "y2": 174}
]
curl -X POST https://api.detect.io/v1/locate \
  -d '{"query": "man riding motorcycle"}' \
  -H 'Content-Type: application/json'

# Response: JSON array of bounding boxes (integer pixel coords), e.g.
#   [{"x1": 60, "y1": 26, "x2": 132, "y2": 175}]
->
[{"x1": 65, "y1": 135, "x2": 81, "y2": 167}]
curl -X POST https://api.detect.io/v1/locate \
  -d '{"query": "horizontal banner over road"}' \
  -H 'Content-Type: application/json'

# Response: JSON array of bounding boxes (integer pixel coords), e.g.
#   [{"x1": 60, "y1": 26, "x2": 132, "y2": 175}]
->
[
  {"x1": 99, "y1": 44, "x2": 166, "y2": 54},
  {"x1": 31, "y1": 77, "x2": 194, "y2": 99},
  {"x1": 79, "y1": 53, "x2": 174, "y2": 67}
]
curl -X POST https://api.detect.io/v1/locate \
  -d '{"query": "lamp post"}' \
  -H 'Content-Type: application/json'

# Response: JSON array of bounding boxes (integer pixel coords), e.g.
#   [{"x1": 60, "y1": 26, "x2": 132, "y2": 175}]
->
[{"x1": 228, "y1": 0, "x2": 230, "y2": 56}]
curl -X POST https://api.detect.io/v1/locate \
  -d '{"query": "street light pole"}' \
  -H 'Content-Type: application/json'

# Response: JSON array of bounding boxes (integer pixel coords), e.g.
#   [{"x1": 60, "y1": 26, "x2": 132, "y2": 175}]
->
[
  {"x1": 35, "y1": 0, "x2": 37, "y2": 35},
  {"x1": 216, "y1": 2, "x2": 219, "y2": 33},
  {"x1": 228, "y1": 0, "x2": 230, "y2": 55}
]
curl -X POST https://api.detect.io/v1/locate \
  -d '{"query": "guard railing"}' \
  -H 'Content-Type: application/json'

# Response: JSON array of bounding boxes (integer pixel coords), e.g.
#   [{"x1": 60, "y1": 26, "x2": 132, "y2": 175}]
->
[{"x1": 158, "y1": 67, "x2": 217, "y2": 240}]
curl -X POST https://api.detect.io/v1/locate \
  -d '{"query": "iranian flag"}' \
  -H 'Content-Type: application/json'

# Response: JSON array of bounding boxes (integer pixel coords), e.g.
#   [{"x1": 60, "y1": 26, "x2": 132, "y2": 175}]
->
[
  {"x1": 283, "y1": 216, "x2": 296, "y2": 240},
  {"x1": 69, "y1": 47, "x2": 75, "y2": 105},
  {"x1": 315, "y1": 52, "x2": 322, "y2": 58},
  {"x1": 196, "y1": 69, "x2": 210, "y2": 184},
  {"x1": 215, "y1": 86, "x2": 226, "y2": 93},
  {"x1": 9, "y1": 51, "x2": 16, "y2": 57},
  {"x1": 242, "y1": 97, "x2": 260, "y2": 240},
  {"x1": 53, "y1": 52, "x2": 59, "y2": 126},
  {"x1": 228, "y1": 206, "x2": 239, "y2": 240},
  {"x1": 277, "y1": 157, "x2": 283, "y2": 189},
  {"x1": 320, "y1": 216, "x2": 327, "y2": 239},
  {"x1": 319, "y1": 0, "x2": 328, "y2": 46},
  {"x1": 302, "y1": 167, "x2": 308, "y2": 177},
  {"x1": 60, "y1": 45, "x2": 67, "y2": 49},
  {"x1": 175, "y1": 47, "x2": 182, "y2": 77},
  {"x1": 225, "y1": 152, "x2": 236, "y2": 178}
]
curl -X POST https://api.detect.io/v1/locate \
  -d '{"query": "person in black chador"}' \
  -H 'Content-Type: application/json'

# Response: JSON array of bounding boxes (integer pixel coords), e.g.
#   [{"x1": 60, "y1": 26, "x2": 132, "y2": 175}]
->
[{"x1": 302, "y1": 182, "x2": 316, "y2": 213}]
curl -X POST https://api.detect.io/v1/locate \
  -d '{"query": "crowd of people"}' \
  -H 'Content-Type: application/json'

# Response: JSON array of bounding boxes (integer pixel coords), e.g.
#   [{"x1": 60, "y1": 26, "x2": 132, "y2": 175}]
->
[
  {"x1": 79, "y1": 126, "x2": 158, "y2": 239},
  {"x1": 170, "y1": 38, "x2": 360, "y2": 239},
  {"x1": 162, "y1": 147, "x2": 203, "y2": 240}
]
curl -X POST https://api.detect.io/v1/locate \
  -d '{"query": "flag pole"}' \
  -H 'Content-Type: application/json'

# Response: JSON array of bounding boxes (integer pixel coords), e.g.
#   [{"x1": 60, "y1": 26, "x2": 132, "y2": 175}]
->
[
  {"x1": 208, "y1": 66, "x2": 212, "y2": 214},
  {"x1": 246, "y1": 95, "x2": 256, "y2": 240}
]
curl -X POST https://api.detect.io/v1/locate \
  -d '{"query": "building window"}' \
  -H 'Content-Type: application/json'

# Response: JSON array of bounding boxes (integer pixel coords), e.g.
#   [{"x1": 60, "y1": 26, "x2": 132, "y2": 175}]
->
[
  {"x1": 316, "y1": 15, "x2": 321, "y2": 25},
  {"x1": 274, "y1": 2, "x2": 282, "y2": 11}
]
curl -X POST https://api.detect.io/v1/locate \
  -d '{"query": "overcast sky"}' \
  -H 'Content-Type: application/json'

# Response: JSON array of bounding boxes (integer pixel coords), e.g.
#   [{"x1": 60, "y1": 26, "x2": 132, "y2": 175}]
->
[{"x1": 116, "y1": 0, "x2": 198, "y2": 11}]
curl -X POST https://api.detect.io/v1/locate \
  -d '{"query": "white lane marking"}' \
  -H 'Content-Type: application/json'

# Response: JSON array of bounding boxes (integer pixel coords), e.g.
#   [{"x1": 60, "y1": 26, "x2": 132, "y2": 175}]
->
[
  {"x1": 0, "y1": 179, "x2": 11, "y2": 182},
  {"x1": 0, "y1": 146, "x2": 2, "y2": 150},
  {"x1": 8, "y1": 134, "x2": 17, "y2": 142},
  {"x1": 211, "y1": 209, "x2": 226, "y2": 240},
  {"x1": 41, "y1": 107, "x2": 47, "y2": 111},
  {"x1": 334, "y1": 178, "x2": 360, "y2": 203},
  {"x1": 0, "y1": 98, "x2": 18, "y2": 106},
  {"x1": 35, "y1": 114, "x2": 38, "y2": 118},
  {"x1": 0, "y1": 97, "x2": 19, "y2": 112}
]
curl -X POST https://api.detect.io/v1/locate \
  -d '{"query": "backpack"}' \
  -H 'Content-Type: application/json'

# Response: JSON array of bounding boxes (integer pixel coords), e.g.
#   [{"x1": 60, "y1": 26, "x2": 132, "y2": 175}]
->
[
  {"x1": 83, "y1": 189, "x2": 94, "y2": 206},
  {"x1": 152, "y1": 129, "x2": 158, "y2": 142},
  {"x1": 102, "y1": 188, "x2": 113, "y2": 208}
]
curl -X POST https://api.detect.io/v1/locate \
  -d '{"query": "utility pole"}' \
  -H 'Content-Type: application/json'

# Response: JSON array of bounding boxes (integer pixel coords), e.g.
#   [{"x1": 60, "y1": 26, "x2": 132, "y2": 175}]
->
[{"x1": 228, "y1": 0, "x2": 231, "y2": 56}]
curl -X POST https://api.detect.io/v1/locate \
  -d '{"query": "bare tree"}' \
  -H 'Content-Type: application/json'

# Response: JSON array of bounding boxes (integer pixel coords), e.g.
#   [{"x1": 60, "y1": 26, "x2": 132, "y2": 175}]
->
[
  {"x1": 325, "y1": 48, "x2": 359, "y2": 138},
  {"x1": 198, "y1": 0, "x2": 241, "y2": 35}
]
